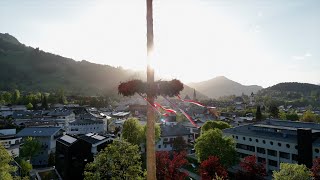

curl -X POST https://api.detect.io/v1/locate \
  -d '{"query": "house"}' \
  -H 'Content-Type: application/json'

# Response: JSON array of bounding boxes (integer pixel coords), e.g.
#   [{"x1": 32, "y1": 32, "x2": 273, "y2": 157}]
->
[
  {"x1": 67, "y1": 119, "x2": 104, "y2": 135},
  {"x1": 47, "y1": 109, "x2": 75, "y2": 130},
  {"x1": 223, "y1": 119, "x2": 320, "y2": 174},
  {"x1": 17, "y1": 127, "x2": 64, "y2": 166},
  {"x1": 55, "y1": 133, "x2": 113, "y2": 180},
  {"x1": 156, "y1": 123, "x2": 193, "y2": 152},
  {"x1": 0, "y1": 129, "x2": 22, "y2": 157},
  {"x1": 0, "y1": 105, "x2": 27, "y2": 118}
]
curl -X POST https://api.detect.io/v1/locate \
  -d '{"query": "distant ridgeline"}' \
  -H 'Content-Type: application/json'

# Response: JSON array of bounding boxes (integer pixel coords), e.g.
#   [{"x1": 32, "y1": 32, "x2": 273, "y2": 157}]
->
[
  {"x1": 0, "y1": 33, "x2": 206, "y2": 99},
  {"x1": 258, "y1": 82, "x2": 320, "y2": 97},
  {"x1": 0, "y1": 33, "x2": 144, "y2": 95}
]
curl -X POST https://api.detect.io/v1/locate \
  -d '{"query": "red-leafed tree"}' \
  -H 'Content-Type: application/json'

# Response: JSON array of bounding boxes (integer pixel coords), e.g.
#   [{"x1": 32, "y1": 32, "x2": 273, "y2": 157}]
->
[
  {"x1": 236, "y1": 155, "x2": 266, "y2": 180},
  {"x1": 156, "y1": 151, "x2": 189, "y2": 180},
  {"x1": 199, "y1": 156, "x2": 228, "y2": 180},
  {"x1": 312, "y1": 157, "x2": 320, "y2": 180}
]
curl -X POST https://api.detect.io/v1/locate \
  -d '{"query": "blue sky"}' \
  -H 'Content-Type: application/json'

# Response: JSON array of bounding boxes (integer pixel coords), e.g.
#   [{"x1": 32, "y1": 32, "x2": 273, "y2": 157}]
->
[{"x1": 0, "y1": 0, "x2": 319, "y2": 87}]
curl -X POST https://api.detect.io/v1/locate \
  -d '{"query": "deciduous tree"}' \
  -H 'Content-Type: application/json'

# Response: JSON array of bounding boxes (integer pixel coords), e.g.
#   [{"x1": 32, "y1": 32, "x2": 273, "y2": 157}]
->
[
  {"x1": 156, "y1": 151, "x2": 188, "y2": 180},
  {"x1": 312, "y1": 157, "x2": 320, "y2": 180},
  {"x1": 172, "y1": 136, "x2": 187, "y2": 152},
  {"x1": 256, "y1": 105, "x2": 262, "y2": 121},
  {"x1": 84, "y1": 141, "x2": 144, "y2": 180},
  {"x1": 273, "y1": 163, "x2": 312, "y2": 180},
  {"x1": 199, "y1": 156, "x2": 228, "y2": 180},
  {"x1": 236, "y1": 155, "x2": 266, "y2": 180},
  {"x1": 20, "y1": 137, "x2": 41, "y2": 161},
  {"x1": 201, "y1": 120, "x2": 231, "y2": 134},
  {"x1": 301, "y1": 110, "x2": 316, "y2": 122},
  {"x1": 195, "y1": 129, "x2": 238, "y2": 167},
  {"x1": 0, "y1": 144, "x2": 17, "y2": 180}
]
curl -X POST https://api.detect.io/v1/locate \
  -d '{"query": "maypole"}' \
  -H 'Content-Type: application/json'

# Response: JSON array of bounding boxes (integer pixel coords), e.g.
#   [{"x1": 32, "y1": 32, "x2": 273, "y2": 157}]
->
[{"x1": 146, "y1": 0, "x2": 156, "y2": 179}]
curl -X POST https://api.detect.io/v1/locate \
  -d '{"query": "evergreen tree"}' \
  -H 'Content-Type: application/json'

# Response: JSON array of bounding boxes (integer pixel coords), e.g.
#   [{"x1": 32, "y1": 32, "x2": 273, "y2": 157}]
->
[{"x1": 256, "y1": 105, "x2": 262, "y2": 121}]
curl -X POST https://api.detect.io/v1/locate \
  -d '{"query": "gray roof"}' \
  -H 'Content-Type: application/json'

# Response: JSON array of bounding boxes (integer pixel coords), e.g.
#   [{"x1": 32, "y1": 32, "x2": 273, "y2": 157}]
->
[
  {"x1": 161, "y1": 124, "x2": 192, "y2": 137},
  {"x1": 17, "y1": 127, "x2": 62, "y2": 137},
  {"x1": 69, "y1": 119, "x2": 103, "y2": 125},
  {"x1": 47, "y1": 109, "x2": 73, "y2": 116},
  {"x1": 57, "y1": 135, "x2": 78, "y2": 146},
  {"x1": 223, "y1": 119, "x2": 320, "y2": 143},
  {"x1": 78, "y1": 133, "x2": 110, "y2": 145}
]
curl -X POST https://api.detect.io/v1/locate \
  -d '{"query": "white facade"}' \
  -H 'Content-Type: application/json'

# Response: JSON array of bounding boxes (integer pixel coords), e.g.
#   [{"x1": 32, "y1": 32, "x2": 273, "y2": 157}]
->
[{"x1": 67, "y1": 120, "x2": 104, "y2": 135}]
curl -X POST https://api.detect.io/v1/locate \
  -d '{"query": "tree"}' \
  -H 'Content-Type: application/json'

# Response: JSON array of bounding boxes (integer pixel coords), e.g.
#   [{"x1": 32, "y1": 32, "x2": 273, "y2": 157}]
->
[
  {"x1": 41, "y1": 94, "x2": 49, "y2": 110},
  {"x1": 25, "y1": 103, "x2": 33, "y2": 110},
  {"x1": 279, "y1": 110, "x2": 287, "y2": 120},
  {"x1": 19, "y1": 159, "x2": 32, "y2": 177},
  {"x1": 172, "y1": 136, "x2": 187, "y2": 152},
  {"x1": 12, "y1": 89, "x2": 20, "y2": 104},
  {"x1": 256, "y1": 105, "x2": 262, "y2": 121},
  {"x1": 84, "y1": 141, "x2": 144, "y2": 180},
  {"x1": 201, "y1": 120, "x2": 231, "y2": 134},
  {"x1": 0, "y1": 144, "x2": 17, "y2": 180},
  {"x1": 286, "y1": 113, "x2": 299, "y2": 121},
  {"x1": 236, "y1": 155, "x2": 266, "y2": 180},
  {"x1": 199, "y1": 156, "x2": 228, "y2": 180},
  {"x1": 156, "y1": 151, "x2": 188, "y2": 180},
  {"x1": 195, "y1": 129, "x2": 238, "y2": 167},
  {"x1": 273, "y1": 163, "x2": 312, "y2": 180},
  {"x1": 269, "y1": 106, "x2": 279, "y2": 118},
  {"x1": 122, "y1": 118, "x2": 144, "y2": 145},
  {"x1": 312, "y1": 157, "x2": 320, "y2": 180},
  {"x1": 2, "y1": 92, "x2": 12, "y2": 104},
  {"x1": 20, "y1": 137, "x2": 41, "y2": 161},
  {"x1": 301, "y1": 110, "x2": 316, "y2": 122}
]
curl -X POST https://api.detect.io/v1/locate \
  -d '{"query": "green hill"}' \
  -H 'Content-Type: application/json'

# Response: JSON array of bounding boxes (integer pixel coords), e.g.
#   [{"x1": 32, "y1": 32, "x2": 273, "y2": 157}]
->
[{"x1": 0, "y1": 33, "x2": 143, "y2": 95}]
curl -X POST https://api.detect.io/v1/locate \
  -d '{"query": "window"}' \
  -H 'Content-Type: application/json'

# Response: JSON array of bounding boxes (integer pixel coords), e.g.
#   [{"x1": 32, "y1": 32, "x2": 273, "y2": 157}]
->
[
  {"x1": 257, "y1": 147, "x2": 266, "y2": 154},
  {"x1": 270, "y1": 141, "x2": 273, "y2": 145},
  {"x1": 263, "y1": 140, "x2": 266, "y2": 144},
  {"x1": 256, "y1": 139, "x2": 259, "y2": 143},
  {"x1": 158, "y1": 145, "x2": 161, "y2": 149},
  {"x1": 292, "y1": 154, "x2": 298, "y2": 161},
  {"x1": 279, "y1": 151, "x2": 290, "y2": 159},
  {"x1": 286, "y1": 144, "x2": 290, "y2": 148},
  {"x1": 164, "y1": 144, "x2": 167, "y2": 148},
  {"x1": 267, "y1": 149, "x2": 277, "y2": 156},
  {"x1": 249, "y1": 138, "x2": 252, "y2": 141},
  {"x1": 295, "y1": 145, "x2": 298, "y2": 149},
  {"x1": 278, "y1": 143, "x2": 282, "y2": 147},
  {"x1": 237, "y1": 152, "x2": 249, "y2": 158},
  {"x1": 236, "y1": 136, "x2": 238, "y2": 139},
  {"x1": 258, "y1": 157, "x2": 266, "y2": 163},
  {"x1": 268, "y1": 160, "x2": 278, "y2": 167},
  {"x1": 236, "y1": 143, "x2": 255, "y2": 152},
  {"x1": 243, "y1": 137, "x2": 246, "y2": 140},
  {"x1": 315, "y1": 148, "x2": 320, "y2": 153},
  {"x1": 164, "y1": 138, "x2": 168, "y2": 142}
]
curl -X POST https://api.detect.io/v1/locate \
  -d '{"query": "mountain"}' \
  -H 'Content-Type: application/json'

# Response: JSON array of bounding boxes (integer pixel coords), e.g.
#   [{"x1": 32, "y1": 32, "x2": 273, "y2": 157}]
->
[
  {"x1": 258, "y1": 82, "x2": 320, "y2": 97},
  {"x1": 0, "y1": 33, "x2": 208, "y2": 99},
  {"x1": 0, "y1": 33, "x2": 145, "y2": 95},
  {"x1": 188, "y1": 76, "x2": 263, "y2": 99}
]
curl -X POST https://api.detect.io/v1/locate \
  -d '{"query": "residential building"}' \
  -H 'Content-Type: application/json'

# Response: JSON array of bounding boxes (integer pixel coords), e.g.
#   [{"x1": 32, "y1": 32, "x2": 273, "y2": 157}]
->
[
  {"x1": 47, "y1": 109, "x2": 75, "y2": 130},
  {"x1": 223, "y1": 119, "x2": 320, "y2": 174},
  {"x1": 17, "y1": 127, "x2": 64, "y2": 166},
  {"x1": 156, "y1": 123, "x2": 193, "y2": 152},
  {"x1": 67, "y1": 119, "x2": 104, "y2": 135},
  {"x1": 0, "y1": 129, "x2": 22, "y2": 157},
  {"x1": 55, "y1": 133, "x2": 113, "y2": 180}
]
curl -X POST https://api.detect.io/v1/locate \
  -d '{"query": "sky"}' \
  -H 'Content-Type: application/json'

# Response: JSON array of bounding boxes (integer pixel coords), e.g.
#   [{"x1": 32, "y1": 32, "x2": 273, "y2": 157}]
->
[{"x1": 0, "y1": 0, "x2": 319, "y2": 88}]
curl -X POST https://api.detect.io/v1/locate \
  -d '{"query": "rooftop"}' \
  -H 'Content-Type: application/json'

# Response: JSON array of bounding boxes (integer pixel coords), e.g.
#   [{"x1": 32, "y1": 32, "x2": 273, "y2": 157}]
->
[
  {"x1": 17, "y1": 127, "x2": 62, "y2": 137},
  {"x1": 78, "y1": 133, "x2": 111, "y2": 145},
  {"x1": 161, "y1": 123, "x2": 192, "y2": 137}
]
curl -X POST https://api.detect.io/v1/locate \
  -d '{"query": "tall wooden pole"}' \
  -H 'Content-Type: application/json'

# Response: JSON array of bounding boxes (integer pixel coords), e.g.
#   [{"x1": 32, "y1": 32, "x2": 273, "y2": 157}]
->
[{"x1": 146, "y1": 0, "x2": 156, "y2": 179}]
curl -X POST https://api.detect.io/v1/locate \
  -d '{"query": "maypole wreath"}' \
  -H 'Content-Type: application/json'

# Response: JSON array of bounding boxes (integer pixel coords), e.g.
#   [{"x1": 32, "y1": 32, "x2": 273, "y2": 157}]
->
[{"x1": 118, "y1": 79, "x2": 184, "y2": 97}]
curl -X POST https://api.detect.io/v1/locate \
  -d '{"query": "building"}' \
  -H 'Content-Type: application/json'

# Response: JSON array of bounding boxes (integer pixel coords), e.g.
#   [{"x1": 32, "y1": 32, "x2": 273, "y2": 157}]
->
[
  {"x1": 0, "y1": 105, "x2": 27, "y2": 118},
  {"x1": 156, "y1": 123, "x2": 193, "y2": 152},
  {"x1": 223, "y1": 119, "x2": 320, "y2": 174},
  {"x1": 47, "y1": 109, "x2": 76, "y2": 130},
  {"x1": 17, "y1": 127, "x2": 64, "y2": 166},
  {"x1": 67, "y1": 119, "x2": 104, "y2": 135},
  {"x1": 0, "y1": 129, "x2": 22, "y2": 157},
  {"x1": 55, "y1": 133, "x2": 113, "y2": 180}
]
